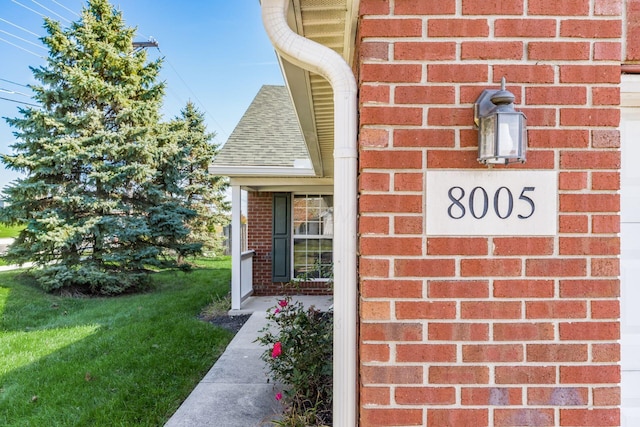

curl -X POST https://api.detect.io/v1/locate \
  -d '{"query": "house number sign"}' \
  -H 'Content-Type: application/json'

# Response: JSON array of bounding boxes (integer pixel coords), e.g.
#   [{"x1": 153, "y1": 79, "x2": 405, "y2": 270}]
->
[{"x1": 426, "y1": 171, "x2": 557, "y2": 236}]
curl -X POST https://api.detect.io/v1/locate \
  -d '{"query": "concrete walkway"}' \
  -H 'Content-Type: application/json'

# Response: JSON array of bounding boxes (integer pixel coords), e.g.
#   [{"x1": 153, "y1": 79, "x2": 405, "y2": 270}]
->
[
  {"x1": 0, "y1": 238, "x2": 14, "y2": 256},
  {"x1": 0, "y1": 262, "x2": 34, "y2": 272},
  {"x1": 165, "y1": 296, "x2": 332, "y2": 427}
]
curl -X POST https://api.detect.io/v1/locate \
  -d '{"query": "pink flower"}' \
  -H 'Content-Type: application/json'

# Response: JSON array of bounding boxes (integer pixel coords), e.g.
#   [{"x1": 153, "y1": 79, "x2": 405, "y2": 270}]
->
[
  {"x1": 275, "y1": 392, "x2": 283, "y2": 401},
  {"x1": 271, "y1": 341, "x2": 282, "y2": 358},
  {"x1": 274, "y1": 308, "x2": 280, "y2": 314},
  {"x1": 278, "y1": 299, "x2": 288, "y2": 308}
]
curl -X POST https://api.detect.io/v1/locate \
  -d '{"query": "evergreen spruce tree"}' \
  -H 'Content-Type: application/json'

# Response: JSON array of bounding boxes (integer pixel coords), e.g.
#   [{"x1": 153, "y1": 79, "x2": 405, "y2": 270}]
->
[
  {"x1": 0, "y1": 0, "x2": 199, "y2": 294},
  {"x1": 174, "y1": 102, "x2": 229, "y2": 256}
]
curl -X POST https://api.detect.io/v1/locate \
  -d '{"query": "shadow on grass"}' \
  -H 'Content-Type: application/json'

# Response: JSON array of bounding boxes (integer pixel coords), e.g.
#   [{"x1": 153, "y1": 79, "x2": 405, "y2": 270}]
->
[{"x1": 0, "y1": 257, "x2": 233, "y2": 426}]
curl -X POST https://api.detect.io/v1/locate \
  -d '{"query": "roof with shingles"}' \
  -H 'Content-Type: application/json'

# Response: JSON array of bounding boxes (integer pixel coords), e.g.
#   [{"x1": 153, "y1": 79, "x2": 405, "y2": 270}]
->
[{"x1": 212, "y1": 85, "x2": 310, "y2": 168}]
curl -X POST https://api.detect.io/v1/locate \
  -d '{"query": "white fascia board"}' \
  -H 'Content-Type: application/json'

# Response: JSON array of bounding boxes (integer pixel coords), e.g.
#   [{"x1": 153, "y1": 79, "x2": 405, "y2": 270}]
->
[
  {"x1": 208, "y1": 165, "x2": 317, "y2": 177},
  {"x1": 230, "y1": 176, "x2": 332, "y2": 187},
  {"x1": 344, "y1": 0, "x2": 361, "y2": 65},
  {"x1": 279, "y1": 57, "x2": 324, "y2": 177}
]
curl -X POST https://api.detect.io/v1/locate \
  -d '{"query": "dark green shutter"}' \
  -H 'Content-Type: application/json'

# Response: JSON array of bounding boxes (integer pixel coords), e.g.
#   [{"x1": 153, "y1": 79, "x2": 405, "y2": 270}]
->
[{"x1": 272, "y1": 193, "x2": 291, "y2": 282}]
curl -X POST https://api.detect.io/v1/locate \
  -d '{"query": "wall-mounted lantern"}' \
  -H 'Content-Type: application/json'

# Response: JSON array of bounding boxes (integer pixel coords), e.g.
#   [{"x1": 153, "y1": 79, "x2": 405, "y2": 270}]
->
[{"x1": 474, "y1": 77, "x2": 527, "y2": 165}]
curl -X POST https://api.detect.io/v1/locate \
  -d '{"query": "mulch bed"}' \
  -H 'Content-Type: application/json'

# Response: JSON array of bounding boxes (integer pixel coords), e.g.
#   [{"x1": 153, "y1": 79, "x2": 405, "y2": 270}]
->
[{"x1": 200, "y1": 313, "x2": 251, "y2": 333}]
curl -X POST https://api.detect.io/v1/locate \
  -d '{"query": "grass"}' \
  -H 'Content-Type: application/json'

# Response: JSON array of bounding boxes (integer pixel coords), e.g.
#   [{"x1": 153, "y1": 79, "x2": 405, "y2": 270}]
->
[
  {"x1": 199, "y1": 291, "x2": 232, "y2": 319},
  {"x1": 0, "y1": 224, "x2": 24, "y2": 239},
  {"x1": 0, "y1": 257, "x2": 233, "y2": 426}
]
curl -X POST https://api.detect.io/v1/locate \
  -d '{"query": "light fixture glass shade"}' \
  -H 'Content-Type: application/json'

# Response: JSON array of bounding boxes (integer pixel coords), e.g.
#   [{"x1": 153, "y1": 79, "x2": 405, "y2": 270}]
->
[
  {"x1": 478, "y1": 111, "x2": 526, "y2": 165},
  {"x1": 475, "y1": 78, "x2": 527, "y2": 165}
]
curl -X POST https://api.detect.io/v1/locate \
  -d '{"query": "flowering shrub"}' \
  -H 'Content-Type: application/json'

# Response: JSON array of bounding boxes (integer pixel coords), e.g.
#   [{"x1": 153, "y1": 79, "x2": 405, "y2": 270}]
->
[
  {"x1": 271, "y1": 341, "x2": 283, "y2": 358},
  {"x1": 256, "y1": 296, "x2": 333, "y2": 426}
]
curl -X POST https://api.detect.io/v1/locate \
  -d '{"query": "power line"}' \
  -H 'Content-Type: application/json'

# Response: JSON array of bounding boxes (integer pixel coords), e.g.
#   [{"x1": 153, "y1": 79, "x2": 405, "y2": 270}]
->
[
  {"x1": 0, "y1": 87, "x2": 31, "y2": 97},
  {"x1": 157, "y1": 47, "x2": 229, "y2": 139},
  {"x1": 11, "y1": 0, "x2": 47, "y2": 19},
  {"x1": 0, "y1": 36, "x2": 43, "y2": 58},
  {"x1": 0, "y1": 29, "x2": 47, "y2": 50},
  {"x1": 0, "y1": 78, "x2": 30, "y2": 88},
  {"x1": 0, "y1": 95, "x2": 39, "y2": 107},
  {"x1": 49, "y1": 0, "x2": 79, "y2": 17},
  {"x1": 164, "y1": 85, "x2": 187, "y2": 112},
  {"x1": 0, "y1": 17, "x2": 40, "y2": 37},
  {"x1": 30, "y1": 0, "x2": 71, "y2": 23}
]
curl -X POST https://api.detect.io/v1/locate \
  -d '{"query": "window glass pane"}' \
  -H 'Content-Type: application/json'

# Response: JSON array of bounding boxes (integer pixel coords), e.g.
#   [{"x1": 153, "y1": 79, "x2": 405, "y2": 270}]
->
[
  {"x1": 293, "y1": 238, "x2": 333, "y2": 279},
  {"x1": 292, "y1": 194, "x2": 333, "y2": 280},
  {"x1": 293, "y1": 195, "x2": 333, "y2": 237},
  {"x1": 293, "y1": 238, "x2": 308, "y2": 276},
  {"x1": 309, "y1": 220, "x2": 322, "y2": 235},
  {"x1": 320, "y1": 208, "x2": 333, "y2": 236},
  {"x1": 293, "y1": 197, "x2": 306, "y2": 233},
  {"x1": 308, "y1": 206, "x2": 320, "y2": 221}
]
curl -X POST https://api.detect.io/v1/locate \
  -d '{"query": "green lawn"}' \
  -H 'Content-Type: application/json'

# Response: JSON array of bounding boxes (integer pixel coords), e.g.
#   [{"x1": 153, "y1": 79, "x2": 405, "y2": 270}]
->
[
  {"x1": 0, "y1": 257, "x2": 233, "y2": 426},
  {"x1": 0, "y1": 224, "x2": 24, "y2": 238}
]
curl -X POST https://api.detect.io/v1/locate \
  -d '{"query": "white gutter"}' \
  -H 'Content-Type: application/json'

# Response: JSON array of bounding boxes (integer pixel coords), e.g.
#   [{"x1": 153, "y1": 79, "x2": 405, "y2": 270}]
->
[{"x1": 261, "y1": 1, "x2": 358, "y2": 426}]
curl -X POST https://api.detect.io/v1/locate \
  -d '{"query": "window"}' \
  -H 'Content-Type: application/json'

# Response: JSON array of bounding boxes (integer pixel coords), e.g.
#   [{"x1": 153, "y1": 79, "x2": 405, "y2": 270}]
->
[{"x1": 292, "y1": 194, "x2": 333, "y2": 280}]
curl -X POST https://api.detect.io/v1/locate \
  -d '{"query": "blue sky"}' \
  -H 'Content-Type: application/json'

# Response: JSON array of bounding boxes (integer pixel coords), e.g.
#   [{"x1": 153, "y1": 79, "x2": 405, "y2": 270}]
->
[{"x1": 0, "y1": 0, "x2": 283, "y2": 192}]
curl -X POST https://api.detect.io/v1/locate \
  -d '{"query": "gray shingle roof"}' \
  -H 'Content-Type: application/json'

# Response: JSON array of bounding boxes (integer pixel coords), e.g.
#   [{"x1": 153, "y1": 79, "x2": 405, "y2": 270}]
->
[{"x1": 212, "y1": 85, "x2": 310, "y2": 168}]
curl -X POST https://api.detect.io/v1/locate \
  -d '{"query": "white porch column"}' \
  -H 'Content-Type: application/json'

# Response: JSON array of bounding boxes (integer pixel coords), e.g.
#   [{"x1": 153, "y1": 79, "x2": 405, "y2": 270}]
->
[{"x1": 231, "y1": 185, "x2": 242, "y2": 311}]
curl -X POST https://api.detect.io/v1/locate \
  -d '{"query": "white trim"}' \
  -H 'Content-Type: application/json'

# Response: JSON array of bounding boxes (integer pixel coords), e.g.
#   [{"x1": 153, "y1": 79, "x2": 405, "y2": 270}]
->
[
  {"x1": 279, "y1": 58, "x2": 325, "y2": 176},
  {"x1": 229, "y1": 176, "x2": 332, "y2": 190},
  {"x1": 242, "y1": 185, "x2": 334, "y2": 193},
  {"x1": 230, "y1": 185, "x2": 243, "y2": 311},
  {"x1": 261, "y1": 1, "x2": 359, "y2": 425},
  {"x1": 209, "y1": 165, "x2": 316, "y2": 177}
]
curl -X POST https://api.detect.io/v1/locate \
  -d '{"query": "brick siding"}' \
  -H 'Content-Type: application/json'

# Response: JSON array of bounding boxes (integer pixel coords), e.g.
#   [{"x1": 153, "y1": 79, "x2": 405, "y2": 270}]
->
[
  {"x1": 357, "y1": 0, "x2": 621, "y2": 425},
  {"x1": 247, "y1": 191, "x2": 274, "y2": 295}
]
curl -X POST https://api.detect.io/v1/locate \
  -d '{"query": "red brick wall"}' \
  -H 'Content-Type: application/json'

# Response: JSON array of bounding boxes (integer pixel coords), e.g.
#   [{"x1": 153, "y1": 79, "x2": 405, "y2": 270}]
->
[
  {"x1": 247, "y1": 191, "x2": 332, "y2": 295},
  {"x1": 358, "y1": 1, "x2": 621, "y2": 426},
  {"x1": 247, "y1": 191, "x2": 274, "y2": 295}
]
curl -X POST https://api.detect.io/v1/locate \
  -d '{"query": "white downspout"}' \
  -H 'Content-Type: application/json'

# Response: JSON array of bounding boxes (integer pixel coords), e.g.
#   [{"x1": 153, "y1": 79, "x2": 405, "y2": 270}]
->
[{"x1": 261, "y1": 1, "x2": 358, "y2": 426}]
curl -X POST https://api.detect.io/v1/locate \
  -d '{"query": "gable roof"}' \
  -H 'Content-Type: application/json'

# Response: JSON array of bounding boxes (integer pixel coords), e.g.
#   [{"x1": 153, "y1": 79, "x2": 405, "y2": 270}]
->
[{"x1": 210, "y1": 85, "x2": 314, "y2": 177}]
